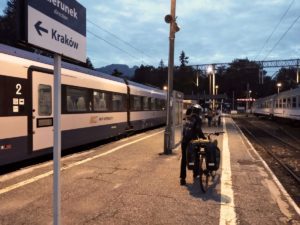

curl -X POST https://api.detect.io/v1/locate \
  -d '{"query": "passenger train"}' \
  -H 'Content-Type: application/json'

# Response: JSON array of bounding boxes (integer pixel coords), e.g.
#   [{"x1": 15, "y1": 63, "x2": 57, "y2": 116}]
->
[
  {"x1": 252, "y1": 86, "x2": 300, "y2": 121},
  {"x1": 0, "y1": 44, "x2": 167, "y2": 166}
]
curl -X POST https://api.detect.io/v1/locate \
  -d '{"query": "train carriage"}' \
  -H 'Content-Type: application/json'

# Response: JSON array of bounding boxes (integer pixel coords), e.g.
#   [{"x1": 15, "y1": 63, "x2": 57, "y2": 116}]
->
[
  {"x1": 252, "y1": 87, "x2": 300, "y2": 121},
  {"x1": 0, "y1": 44, "x2": 167, "y2": 166}
]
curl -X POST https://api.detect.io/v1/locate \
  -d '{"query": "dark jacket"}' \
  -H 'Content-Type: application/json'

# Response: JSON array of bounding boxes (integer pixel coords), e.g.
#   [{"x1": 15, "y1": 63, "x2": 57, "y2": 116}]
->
[{"x1": 182, "y1": 113, "x2": 205, "y2": 143}]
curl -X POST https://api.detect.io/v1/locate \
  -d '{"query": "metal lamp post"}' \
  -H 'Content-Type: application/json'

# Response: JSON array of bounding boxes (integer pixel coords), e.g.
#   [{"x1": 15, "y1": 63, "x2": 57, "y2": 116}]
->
[
  {"x1": 164, "y1": 0, "x2": 179, "y2": 154},
  {"x1": 207, "y1": 65, "x2": 215, "y2": 109}
]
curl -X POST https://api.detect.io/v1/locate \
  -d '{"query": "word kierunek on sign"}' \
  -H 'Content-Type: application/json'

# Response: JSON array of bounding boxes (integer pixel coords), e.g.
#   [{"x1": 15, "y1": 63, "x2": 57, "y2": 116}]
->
[{"x1": 47, "y1": 0, "x2": 78, "y2": 20}]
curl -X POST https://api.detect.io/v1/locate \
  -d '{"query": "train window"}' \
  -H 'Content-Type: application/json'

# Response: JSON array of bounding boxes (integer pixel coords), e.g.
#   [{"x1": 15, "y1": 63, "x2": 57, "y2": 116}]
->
[
  {"x1": 143, "y1": 97, "x2": 150, "y2": 110},
  {"x1": 150, "y1": 98, "x2": 156, "y2": 110},
  {"x1": 162, "y1": 100, "x2": 166, "y2": 110},
  {"x1": 66, "y1": 87, "x2": 90, "y2": 112},
  {"x1": 131, "y1": 96, "x2": 142, "y2": 111},
  {"x1": 112, "y1": 94, "x2": 125, "y2": 111},
  {"x1": 292, "y1": 97, "x2": 297, "y2": 108},
  {"x1": 282, "y1": 98, "x2": 286, "y2": 108},
  {"x1": 287, "y1": 98, "x2": 291, "y2": 108},
  {"x1": 157, "y1": 99, "x2": 165, "y2": 111},
  {"x1": 279, "y1": 99, "x2": 282, "y2": 108},
  {"x1": 93, "y1": 91, "x2": 110, "y2": 112},
  {"x1": 156, "y1": 99, "x2": 163, "y2": 111},
  {"x1": 38, "y1": 84, "x2": 52, "y2": 116}
]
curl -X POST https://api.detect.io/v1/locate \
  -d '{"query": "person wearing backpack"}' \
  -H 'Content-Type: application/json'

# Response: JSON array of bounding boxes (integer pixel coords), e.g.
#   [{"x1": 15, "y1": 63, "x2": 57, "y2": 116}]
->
[{"x1": 180, "y1": 104, "x2": 206, "y2": 186}]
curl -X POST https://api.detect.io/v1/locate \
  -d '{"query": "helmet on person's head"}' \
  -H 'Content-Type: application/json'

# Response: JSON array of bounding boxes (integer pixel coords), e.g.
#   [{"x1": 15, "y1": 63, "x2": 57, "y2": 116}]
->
[{"x1": 191, "y1": 104, "x2": 202, "y2": 115}]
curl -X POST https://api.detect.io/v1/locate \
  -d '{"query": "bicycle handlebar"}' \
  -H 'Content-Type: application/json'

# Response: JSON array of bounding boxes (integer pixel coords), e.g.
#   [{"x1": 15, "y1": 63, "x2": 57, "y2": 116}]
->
[{"x1": 203, "y1": 131, "x2": 225, "y2": 136}]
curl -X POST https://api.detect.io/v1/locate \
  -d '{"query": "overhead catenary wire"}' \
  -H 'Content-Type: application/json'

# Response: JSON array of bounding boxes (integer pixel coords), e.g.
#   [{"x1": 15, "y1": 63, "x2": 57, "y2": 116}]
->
[
  {"x1": 87, "y1": 19, "x2": 152, "y2": 60},
  {"x1": 263, "y1": 14, "x2": 300, "y2": 61},
  {"x1": 87, "y1": 30, "x2": 140, "y2": 61},
  {"x1": 254, "y1": 0, "x2": 295, "y2": 60}
]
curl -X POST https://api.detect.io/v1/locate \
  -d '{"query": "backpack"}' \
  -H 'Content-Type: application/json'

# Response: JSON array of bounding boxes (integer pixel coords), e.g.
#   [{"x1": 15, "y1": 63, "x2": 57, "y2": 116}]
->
[{"x1": 205, "y1": 143, "x2": 221, "y2": 171}]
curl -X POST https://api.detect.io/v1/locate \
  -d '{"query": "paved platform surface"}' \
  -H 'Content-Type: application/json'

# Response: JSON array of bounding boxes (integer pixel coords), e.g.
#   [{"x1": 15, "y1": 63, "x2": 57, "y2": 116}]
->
[{"x1": 0, "y1": 117, "x2": 299, "y2": 225}]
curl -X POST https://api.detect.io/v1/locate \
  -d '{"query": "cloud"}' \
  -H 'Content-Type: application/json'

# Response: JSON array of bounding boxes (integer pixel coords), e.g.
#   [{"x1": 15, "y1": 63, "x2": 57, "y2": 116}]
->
[{"x1": 0, "y1": 0, "x2": 298, "y2": 73}]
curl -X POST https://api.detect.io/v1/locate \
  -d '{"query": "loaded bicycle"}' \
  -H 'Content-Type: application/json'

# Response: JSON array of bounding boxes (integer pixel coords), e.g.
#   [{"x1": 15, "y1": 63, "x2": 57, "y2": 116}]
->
[{"x1": 187, "y1": 132, "x2": 224, "y2": 192}]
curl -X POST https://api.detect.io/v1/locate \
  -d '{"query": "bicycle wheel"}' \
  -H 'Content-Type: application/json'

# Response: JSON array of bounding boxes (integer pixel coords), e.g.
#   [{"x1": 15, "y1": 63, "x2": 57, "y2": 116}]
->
[{"x1": 199, "y1": 154, "x2": 211, "y2": 193}]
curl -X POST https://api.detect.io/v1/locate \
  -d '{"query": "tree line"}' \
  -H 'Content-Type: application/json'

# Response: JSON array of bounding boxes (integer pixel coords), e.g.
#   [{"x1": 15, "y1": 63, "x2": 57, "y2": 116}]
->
[{"x1": 131, "y1": 51, "x2": 299, "y2": 101}]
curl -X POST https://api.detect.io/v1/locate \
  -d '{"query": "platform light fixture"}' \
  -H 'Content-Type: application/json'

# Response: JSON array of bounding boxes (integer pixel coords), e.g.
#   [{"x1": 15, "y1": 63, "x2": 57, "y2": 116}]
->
[
  {"x1": 277, "y1": 82, "x2": 282, "y2": 94},
  {"x1": 215, "y1": 85, "x2": 219, "y2": 95},
  {"x1": 207, "y1": 65, "x2": 216, "y2": 109}
]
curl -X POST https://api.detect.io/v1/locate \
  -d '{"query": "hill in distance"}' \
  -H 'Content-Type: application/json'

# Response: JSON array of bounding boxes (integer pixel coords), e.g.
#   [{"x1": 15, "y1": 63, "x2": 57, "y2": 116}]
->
[{"x1": 96, "y1": 64, "x2": 138, "y2": 78}]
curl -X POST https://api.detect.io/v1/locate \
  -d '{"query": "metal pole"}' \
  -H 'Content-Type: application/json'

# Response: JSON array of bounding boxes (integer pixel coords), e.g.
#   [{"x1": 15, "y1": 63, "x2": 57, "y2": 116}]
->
[
  {"x1": 196, "y1": 70, "x2": 199, "y2": 103},
  {"x1": 232, "y1": 91, "x2": 235, "y2": 110},
  {"x1": 53, "y1": 54, "x2": 61, "y2": 225},
  {"x1": 258, "y1": 67, "x2": 264, "y2": 84},
  {"x1": 212, "y1": 65, "x2": 215, "y2": 110},
  {"x1": 164, "y1": 0, "x2": 176, "y2": 154},
  {"x1": 246, "y1": 83, "x2": 249, "y2": 113},
  {"x1": 209, "y1": 72, "x2": 212, "y2": 108},
  {"x1": 297, "y1": 66, "x2": 299, "y2": 84},
  {"x1": 209, "y1": 73, "x2": 212, "y2": 96}
]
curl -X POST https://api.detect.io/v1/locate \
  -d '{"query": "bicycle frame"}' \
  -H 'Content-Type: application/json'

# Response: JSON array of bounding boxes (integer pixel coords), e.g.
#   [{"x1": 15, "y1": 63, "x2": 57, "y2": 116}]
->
[{"x1": 190, "y1": 131, "x2": 224, "y2": 192}]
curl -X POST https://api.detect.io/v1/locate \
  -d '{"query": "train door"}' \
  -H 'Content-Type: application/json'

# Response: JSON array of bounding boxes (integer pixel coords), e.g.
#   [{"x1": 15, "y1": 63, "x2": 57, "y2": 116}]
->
[{"x1": 31, "y1": 71, "x2": 53, "y2": 151}]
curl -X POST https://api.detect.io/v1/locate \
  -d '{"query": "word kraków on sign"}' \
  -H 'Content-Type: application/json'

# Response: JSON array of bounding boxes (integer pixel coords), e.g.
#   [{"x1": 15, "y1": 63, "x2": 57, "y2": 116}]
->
[{"x1": 52, "y1": 29, "x2": 79, "y2": 49}]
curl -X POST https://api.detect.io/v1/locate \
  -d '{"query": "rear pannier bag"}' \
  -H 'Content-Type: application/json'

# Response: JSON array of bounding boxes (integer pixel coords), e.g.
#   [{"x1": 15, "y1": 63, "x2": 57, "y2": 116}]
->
[
  {"x1": 205, "y1": 143, "x2": 221, "y2": 171},
  {"x1": 186, "y1": 143, "x2": 198, "y2": 170}
]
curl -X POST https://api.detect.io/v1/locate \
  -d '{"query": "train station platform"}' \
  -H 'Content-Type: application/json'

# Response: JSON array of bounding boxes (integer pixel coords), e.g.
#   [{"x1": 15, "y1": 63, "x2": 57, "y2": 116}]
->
[{"x1": 0, "y1": 116, "x2": 299, "y2": 225}]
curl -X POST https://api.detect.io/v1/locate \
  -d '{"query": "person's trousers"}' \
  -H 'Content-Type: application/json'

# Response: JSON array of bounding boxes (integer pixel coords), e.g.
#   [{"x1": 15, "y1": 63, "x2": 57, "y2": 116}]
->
[
  {"x1": 180, "y1": 141, "x2": 188, "y2": 179},
  {"x1": 180, "y1": 141, "x2": 200, "y2": 180}
]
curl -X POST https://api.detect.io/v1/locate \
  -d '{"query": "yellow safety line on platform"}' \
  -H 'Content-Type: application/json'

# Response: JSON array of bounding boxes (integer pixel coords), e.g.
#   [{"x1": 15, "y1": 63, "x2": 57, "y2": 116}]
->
[
  {"x1": 0, "y1": 130, "x2": 163, "y2": 195},
  {"x1": 219, "y1": 118, "x2": 237, "y2": 225}
]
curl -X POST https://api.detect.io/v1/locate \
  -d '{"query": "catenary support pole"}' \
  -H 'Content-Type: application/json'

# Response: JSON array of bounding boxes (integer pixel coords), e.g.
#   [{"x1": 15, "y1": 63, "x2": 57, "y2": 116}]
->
[
  {"x1": 297, "y1": 65, "x2": 299, "y2": 84},
  {"x1": 164, "y1": 0, "x2": 176, "y2": 154},
  {"x1": 53, "y1": 54, "x2": 61, "y2": 225},
  {"x1": 212, "y1": 65, "x2": 215, "y2": 110}
]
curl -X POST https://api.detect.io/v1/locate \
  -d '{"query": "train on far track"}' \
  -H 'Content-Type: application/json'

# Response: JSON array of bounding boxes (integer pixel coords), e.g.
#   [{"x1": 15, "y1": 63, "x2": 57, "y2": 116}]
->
[
  {"x1": 0, "y1": 44, "x2": 169, "y2": 166},
  {"x1": 252, "y1": 86, "x2": 300, "y2": 121}
]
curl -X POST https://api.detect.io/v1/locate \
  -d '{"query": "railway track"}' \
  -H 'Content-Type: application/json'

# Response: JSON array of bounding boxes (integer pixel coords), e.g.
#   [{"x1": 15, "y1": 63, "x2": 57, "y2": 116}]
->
[{"x1": 233, "y1": 116, "x2": 300, "y2": 206}]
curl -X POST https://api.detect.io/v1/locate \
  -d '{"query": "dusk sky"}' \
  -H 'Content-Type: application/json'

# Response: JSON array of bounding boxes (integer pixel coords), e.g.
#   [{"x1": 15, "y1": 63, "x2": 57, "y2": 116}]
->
[{"x1": 0, "y1": 0, "x2": 299, "y2": 75}]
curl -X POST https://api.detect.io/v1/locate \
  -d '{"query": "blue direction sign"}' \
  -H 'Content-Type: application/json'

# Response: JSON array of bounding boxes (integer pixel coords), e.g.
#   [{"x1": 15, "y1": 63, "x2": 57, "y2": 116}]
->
[{"x1": 27, "y1": 0, "x2": 86, "y2": 62}]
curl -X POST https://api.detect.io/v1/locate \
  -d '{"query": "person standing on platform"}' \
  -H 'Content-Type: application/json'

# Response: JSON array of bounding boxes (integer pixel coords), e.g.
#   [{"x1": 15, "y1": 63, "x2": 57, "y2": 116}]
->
[
  {"x1": 180, "y1": 104, "x2": 206, "y2": 186},
  {"x1": 207, "y1": 108, "x2": 213, "y2": 127},
  {"x1": 216, "y1": 107, "x2": 221, "y2": 126}
]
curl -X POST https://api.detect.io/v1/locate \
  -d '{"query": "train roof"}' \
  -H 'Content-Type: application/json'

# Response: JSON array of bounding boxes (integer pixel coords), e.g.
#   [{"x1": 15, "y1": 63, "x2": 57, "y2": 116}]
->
[
  {"x1": 126, "y1": 80, "x2": 166, "y2": 99},
  {"x1": 0, "y1": 44, "x2": 166, "y2": 97},
  {"x1": 255, "y1": 86, "x2": 300, "y2": 103},
  {"x1": 0, "y1": 44, "x2": 125, "y2": 84},
  {"x1": 277, "y1": 86, "x2": 300, "y2": 97}
]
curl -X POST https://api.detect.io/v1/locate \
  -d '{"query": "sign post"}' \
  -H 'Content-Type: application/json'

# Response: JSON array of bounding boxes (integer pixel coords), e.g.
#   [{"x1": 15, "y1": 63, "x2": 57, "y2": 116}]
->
[
  {"x1": 24, "y1": 1, "x2": 86, "y2": 224},
  {"x1": 53, "y1": 54, "x2": 61, "y2": 225}
]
